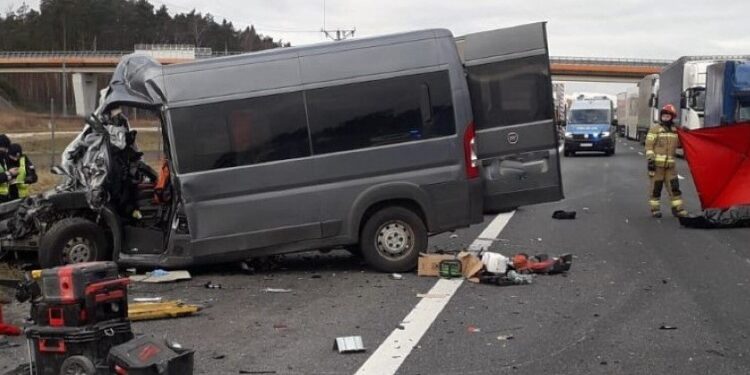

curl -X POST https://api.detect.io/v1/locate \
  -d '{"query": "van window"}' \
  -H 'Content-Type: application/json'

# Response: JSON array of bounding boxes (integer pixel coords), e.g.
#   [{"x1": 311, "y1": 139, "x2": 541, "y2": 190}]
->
[
  {"x1": 466, "y1": 54, "x2": 552, "y2": 129},
  {"x1": 170, "y1": 92, "x2": 310, "y2": 173},
  {"x1": 306, "y1": 71, "x2": 456, "y2": 154}
]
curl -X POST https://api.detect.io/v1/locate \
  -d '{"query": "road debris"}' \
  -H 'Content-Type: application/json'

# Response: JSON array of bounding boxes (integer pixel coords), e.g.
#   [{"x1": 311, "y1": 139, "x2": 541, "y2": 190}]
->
[
  {"x1": 128, "y1": 301, "x2": 202, "y2": 321},
  {"x1": 204, "y1": 281, "x2": 223, "y2": 289},
  {"x1": 130, "y1": 270, "x2": 192, "y2": 283},
  {"x1": 467, "y1": 325, "x2": 481, "y2": 333},
  {"x1": 390, "y1": 273, "x2": 404, "y2": 280},
  {"x1": 133, "y1": 297, "x2": 163, "y2": 303},
  {"x1": 239, "y1": 370, "x2": 277, "y2": 374},
  {"x1": 333, "y1": 336, "x2": 366, "y2": 353},
  {"x1": 449, "y1": 233, "x2": 459, "y2": 239},
  {"x1": 659, "y1": 325, "x2": 678, "y2": 330},
  {"x1": 552, "y1": 210, "x2": 577, "y2": 220},
  {"x1": 262, "y1": 288, "x2": 292, "y2": 293},
  {"x1": 496, "y1": 334, "x2": 514, "y2": 341}
]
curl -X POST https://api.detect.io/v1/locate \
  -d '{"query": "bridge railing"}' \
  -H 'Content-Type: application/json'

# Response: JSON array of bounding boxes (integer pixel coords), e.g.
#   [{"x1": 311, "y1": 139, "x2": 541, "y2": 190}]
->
[{"x1": 551, "y1": 56, "x2": 672, "y2": 67}]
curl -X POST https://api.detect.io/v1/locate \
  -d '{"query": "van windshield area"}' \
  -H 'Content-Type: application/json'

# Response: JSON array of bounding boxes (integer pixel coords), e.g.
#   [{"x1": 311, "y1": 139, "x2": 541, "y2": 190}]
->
[{"x1": 569, "y1": 109, "x2": 610, "y2": 124}]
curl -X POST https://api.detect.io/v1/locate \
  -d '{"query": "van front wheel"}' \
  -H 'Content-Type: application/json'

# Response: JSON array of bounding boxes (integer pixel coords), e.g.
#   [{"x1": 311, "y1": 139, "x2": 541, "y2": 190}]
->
[
  {"x1": 360, "y1": 206, "x2": 426, "y2": 272},
  {"x1": 38, "y1": 217, "x2": 108, "y2": 268}
]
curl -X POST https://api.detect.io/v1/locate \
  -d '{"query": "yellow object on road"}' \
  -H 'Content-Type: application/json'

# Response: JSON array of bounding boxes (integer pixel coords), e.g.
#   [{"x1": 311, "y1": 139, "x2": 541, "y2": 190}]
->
[{"x1": 128, "y1": 301, "x2": 201, "y2": 321}]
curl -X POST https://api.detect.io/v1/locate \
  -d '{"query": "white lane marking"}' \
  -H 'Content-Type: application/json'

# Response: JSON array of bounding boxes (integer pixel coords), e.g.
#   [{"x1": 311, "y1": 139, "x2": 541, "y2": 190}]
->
[
  {"x1": 355, "y1": 211, "x2": 515, "y2": 375},
  {"x1": 678, "y1": 174, "x2": 685, "y2": 180}
]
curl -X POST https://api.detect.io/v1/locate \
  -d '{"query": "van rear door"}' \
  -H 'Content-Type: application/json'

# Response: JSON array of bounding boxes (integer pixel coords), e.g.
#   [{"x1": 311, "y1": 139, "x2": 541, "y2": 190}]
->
[{"x1": 458, "y1": 22, "x2": 563, "y2": 212}]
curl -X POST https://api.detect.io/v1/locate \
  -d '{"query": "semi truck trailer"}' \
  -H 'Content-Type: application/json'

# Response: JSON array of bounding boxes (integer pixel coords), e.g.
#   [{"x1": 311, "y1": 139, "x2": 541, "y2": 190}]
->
[{"x1": 705, "y1": 60, "x2": 750, "y2": 126}]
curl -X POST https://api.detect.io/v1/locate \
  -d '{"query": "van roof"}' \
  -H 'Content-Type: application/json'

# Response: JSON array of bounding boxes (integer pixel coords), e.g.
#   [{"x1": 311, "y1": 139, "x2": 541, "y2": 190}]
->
[
  {"x1": 569, "y1": 99, "x2": 612, "y2": 110},
  {"x1": 163, "y1": 28, "x2": 454, "y2": 75}
]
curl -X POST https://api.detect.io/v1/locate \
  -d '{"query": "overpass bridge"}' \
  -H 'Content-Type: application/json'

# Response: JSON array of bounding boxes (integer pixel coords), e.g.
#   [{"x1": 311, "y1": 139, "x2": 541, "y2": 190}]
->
[
  {"x1": 0, "y1": 51, "x2": 670, "y2": 80},
  {"x1": 0, "y1": 51, "x2": 670, "y2": 115}
]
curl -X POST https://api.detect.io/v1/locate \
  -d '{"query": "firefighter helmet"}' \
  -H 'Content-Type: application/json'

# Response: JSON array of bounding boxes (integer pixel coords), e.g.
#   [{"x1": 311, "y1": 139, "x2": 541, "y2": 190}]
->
[{"x1": 660, "y1": 104, "x2": 677, "y2": 119}]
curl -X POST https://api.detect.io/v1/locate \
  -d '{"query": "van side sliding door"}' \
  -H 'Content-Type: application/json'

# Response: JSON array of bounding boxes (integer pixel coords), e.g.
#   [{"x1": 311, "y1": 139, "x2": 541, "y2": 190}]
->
[{"x1": 458, "y1": 22, "x2": 563, "y2": 212}]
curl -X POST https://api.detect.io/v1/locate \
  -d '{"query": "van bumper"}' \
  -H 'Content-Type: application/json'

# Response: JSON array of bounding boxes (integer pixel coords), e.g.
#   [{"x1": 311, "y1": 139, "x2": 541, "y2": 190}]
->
[{"x1": 564, "y1": 137, "x2": 615, "y2": 152}]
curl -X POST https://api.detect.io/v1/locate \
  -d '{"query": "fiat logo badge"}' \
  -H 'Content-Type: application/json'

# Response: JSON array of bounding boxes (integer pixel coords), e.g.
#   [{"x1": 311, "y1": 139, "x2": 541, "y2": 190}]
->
[{"x1": 507, "y1": 132, "x2": 519, "y2": 144}]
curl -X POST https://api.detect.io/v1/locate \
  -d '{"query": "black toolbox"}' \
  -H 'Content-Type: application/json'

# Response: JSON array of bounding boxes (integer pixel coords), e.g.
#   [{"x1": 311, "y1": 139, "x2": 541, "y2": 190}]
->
[
  {"x1": 108, "y1": 335, "x2": 195, "y2": 375},
  {"x1": 27, "y1": 320, "x2": 134, "y2": 375}
]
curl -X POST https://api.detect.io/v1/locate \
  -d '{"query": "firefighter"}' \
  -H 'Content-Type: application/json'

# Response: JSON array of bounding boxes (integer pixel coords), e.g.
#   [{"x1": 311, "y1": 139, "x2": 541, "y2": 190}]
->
[
  {"x1": 0, "y1": 134, "x2": 18, "y2": 203},
  {"x1": 645, "y1": 104, "x2": 688, "y2": 218},
  {"x1": 7, "y1": 143, "x2": 38, "y2": 200}
]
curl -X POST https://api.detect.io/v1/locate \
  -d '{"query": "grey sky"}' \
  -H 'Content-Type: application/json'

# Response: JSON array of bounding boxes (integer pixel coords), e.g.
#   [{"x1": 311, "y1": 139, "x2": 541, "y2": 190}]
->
[{"x1": 3, "y1": 0, "x2": 747, "y2": 94}]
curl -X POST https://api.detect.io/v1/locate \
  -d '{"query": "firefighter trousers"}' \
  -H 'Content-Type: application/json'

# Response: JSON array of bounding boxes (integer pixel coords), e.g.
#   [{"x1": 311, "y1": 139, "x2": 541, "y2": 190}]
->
[{"x1": 648, "y1": 166, "x2": 686, "y2": 216}]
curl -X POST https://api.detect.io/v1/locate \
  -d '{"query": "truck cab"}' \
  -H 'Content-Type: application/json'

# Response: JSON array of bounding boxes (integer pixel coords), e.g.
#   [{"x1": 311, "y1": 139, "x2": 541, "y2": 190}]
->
[{"x1": 563, "y1": 98, "x2": 617, "y2": 156}]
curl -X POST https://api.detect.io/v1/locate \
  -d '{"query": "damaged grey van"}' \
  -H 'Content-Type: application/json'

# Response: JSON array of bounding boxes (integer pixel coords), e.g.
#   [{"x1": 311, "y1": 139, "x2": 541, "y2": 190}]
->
[{"x1": 0, "y1": 23, "x2": 562, "y2": 272}]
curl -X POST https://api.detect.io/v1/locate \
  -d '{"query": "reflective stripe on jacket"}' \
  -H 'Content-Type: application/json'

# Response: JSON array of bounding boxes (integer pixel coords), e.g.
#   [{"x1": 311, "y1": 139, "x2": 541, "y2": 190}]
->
[{"x1": 644, "y1": 124, "x2": 680, "y2": 167}]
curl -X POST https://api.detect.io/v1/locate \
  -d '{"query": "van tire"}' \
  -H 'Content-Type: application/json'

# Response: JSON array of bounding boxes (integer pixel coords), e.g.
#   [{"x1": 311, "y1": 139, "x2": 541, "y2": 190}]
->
[
  {"x1": 360, "y1": 206, "x2": 426, "y2": 272},
  {"x1": 38, "y1": 217, "x2": 108, "y2": 268}
]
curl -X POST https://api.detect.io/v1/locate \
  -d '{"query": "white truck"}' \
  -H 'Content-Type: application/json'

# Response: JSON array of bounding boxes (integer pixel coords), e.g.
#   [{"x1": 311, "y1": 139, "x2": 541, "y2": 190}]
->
[
  {"x1": 624, "y1": 86, "x2": 639, "y2": 140},
  {"x1": 635, "y1": 74, "x2": 660, "y2": 142},
  {"x1": 616, "y1": 92, "x2": 627, "y2": 136},
  {"x1": 657, "y1": 56, "x2": 750, "y2": 130}
]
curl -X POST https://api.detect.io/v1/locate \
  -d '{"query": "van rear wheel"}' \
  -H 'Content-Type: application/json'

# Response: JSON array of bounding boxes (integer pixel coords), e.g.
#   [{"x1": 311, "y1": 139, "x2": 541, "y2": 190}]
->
[
  {"x1": 360, "y1": 206, "x2": 426, "y2": 272},
  {"x1": 38, "y1": 217, "x2": 108, "y2": 268}
]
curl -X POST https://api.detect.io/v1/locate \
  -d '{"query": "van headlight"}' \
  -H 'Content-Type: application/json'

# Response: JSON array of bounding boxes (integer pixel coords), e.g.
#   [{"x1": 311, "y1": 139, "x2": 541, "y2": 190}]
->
[
  {"x1": 564, "y1": 132, "x2": 573, "y2": 138},
  {"x1": 601, "y1": 131, "x2": 611, "y2": 137}
]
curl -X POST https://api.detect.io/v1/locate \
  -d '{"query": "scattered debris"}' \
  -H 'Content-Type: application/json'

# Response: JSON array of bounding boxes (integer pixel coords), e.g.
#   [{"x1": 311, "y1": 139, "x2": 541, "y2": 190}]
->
[
  {"x1": 262, "y1": 288, "x2": 292, "y2": 293},
  {"x1": 480, "y1": 270, "x2": 533, "y2": 286},
  {"x1": 128, "y1": 301, "x2": 202, "y2": 321},
  {"x1": 311, "y1": 275, "x2": 322, "y2": 279},
  {"x1": 0, "y1": 339, "x2": 21, "y2": 349},
  {"x1": 333, "y1": 336, "x2": 366, "y2": 354},
  {"x1": 481, "y1": 252, "x2": 510, "y2": 274},
  {"x1": 204, "y1": 281, "x2": 223, "y2": 289},
  {"x1": 212, "y1": 354, "x2": 226, "y2": 360},
  {"x1": 133, "y1": 297, "x2": 163, "y2": 303},
  {"x1": 130, "y1": 270, "x2": 192, "y2": 283},
  {"x1": 390, "y1": 273, "x2": 404, "y2": 280},
  {"x1": 449, "y1": 233, "x2": 459, "y2": 239},
  {"x1": 273, "y1": 324, "x2": 288, "y2": 331},
  {"x1": 496, "y1": 334, "x2": 514, "y2": 341},
  {"x1": 467, "y1": 325, "x2": 481, "y2": 333},
  {"x1": 659, "y1": 325, "x2": 678, "y2": 330},
  {"x1": 417, "y1": 252, "x2": 483, "y2": 281},
  {"x1": 552, "y1": 210, "x2": 577, "y2": 220},
  {"x1": 239, "y1": 370, "x2": 277, "y2": 374}
]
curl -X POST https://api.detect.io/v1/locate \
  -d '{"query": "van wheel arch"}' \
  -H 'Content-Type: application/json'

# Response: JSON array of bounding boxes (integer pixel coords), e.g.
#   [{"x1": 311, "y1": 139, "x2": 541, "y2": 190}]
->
[{"x1": 348, "y1": 183, "x2": 434, "y2": 242}]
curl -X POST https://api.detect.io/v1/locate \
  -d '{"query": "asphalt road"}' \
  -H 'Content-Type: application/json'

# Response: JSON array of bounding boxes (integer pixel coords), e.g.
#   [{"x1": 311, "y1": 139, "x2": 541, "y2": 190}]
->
[{"x1": 2, "y1": 137, "x2": 749, "y2": 375}]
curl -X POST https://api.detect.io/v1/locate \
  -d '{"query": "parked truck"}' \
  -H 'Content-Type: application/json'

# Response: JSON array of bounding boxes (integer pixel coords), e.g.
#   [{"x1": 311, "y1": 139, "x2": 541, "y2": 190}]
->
[
  {"x1": 616, "y1": 92, "x2": 627, "y2": 136},
  {"x1": 624, "y1": 86, "x2": 639, "y2": 140},
  {"x1": 634, "y1": 74, "x2": 660, "y2": 142},
  {"x1": 658, "y1": 56, "x2": 750, "y2": 130},
  {"x1": 705, "y1": 60, "x2": 750, "y2": 126}
]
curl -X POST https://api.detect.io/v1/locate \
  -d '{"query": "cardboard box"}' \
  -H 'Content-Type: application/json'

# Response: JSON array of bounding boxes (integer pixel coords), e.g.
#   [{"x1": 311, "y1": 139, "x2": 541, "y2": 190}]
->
[
  {"x1": 417, "y1": 253, "x2": 456, "y2": 277},
  {"x1": 417, "y1": 252, "x2": 484, "y2": 282}
]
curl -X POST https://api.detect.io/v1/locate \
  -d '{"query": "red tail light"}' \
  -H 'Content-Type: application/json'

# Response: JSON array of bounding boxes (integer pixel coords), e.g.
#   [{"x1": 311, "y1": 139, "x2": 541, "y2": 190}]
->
[{"x1": 463, "y1": 122, "x2": 479, "y2": 179}]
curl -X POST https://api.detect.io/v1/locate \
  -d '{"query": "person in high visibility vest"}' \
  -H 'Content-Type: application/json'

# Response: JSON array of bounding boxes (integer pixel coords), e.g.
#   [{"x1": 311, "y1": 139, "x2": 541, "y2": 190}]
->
[
  {"x1": 0, "y1": 134, "x2": 19, "y2": 203},
  {"x1": 7, "y1": 143, "x2": 38, "y2": 200},
  {"x1": 644, "y1": 104, "x2": 688, "y2": 218}
]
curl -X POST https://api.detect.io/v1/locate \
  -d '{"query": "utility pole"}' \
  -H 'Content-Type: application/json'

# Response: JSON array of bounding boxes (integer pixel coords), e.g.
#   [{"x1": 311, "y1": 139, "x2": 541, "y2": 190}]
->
[
  {"x1": 321, "y1": 28, "x2": 355, "y2": 41},
  {"x1": 321, "y1": 0, "x2": 355, "y2": 41}
]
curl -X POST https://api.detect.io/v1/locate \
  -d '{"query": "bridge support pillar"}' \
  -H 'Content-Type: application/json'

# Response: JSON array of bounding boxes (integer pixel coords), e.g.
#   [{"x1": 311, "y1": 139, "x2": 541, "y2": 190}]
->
[{"x1": 71, "y1": 72, "x2": 98, "y2": 117}]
